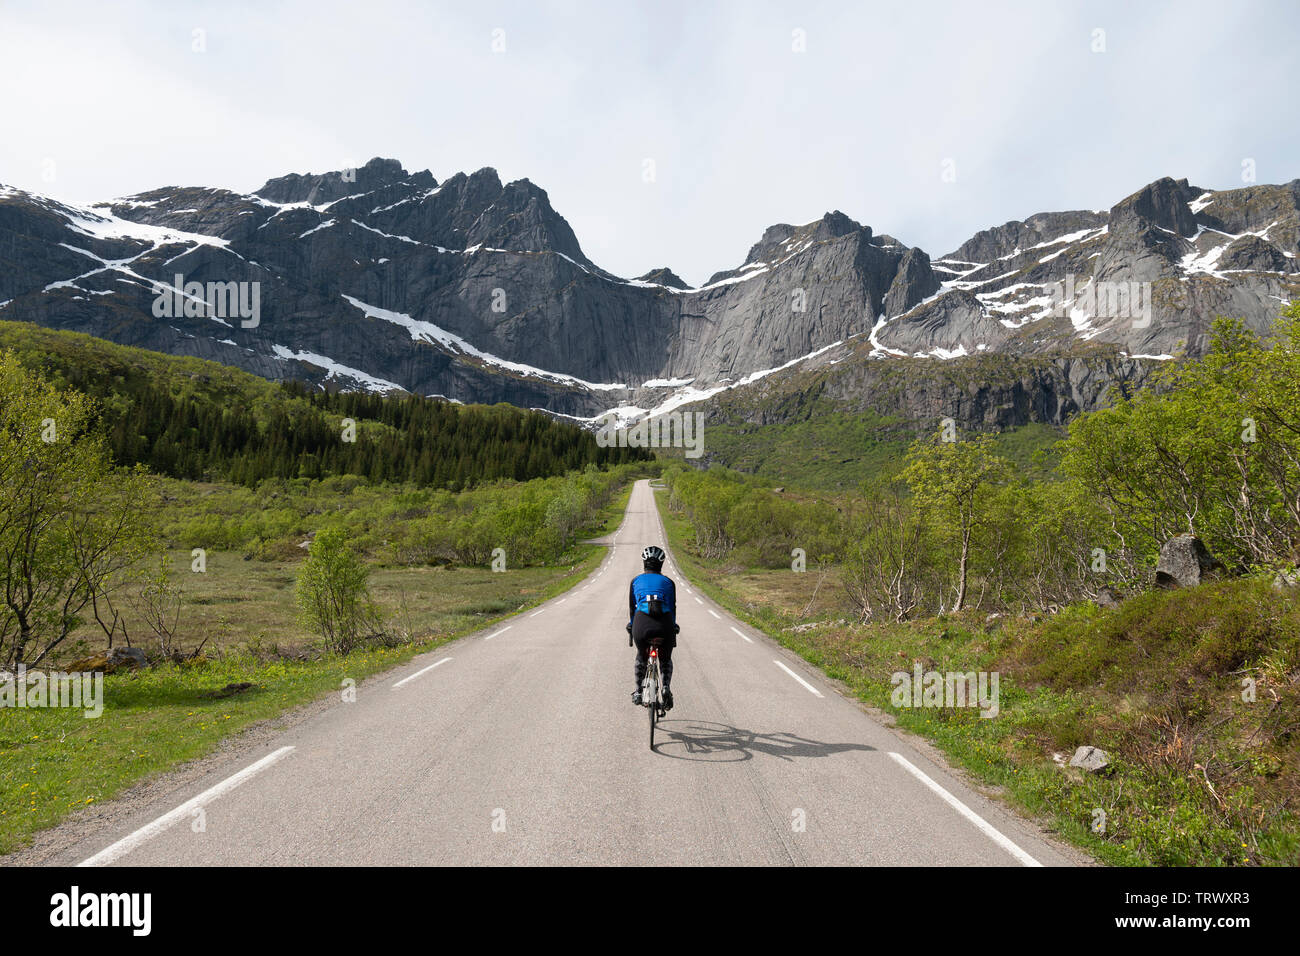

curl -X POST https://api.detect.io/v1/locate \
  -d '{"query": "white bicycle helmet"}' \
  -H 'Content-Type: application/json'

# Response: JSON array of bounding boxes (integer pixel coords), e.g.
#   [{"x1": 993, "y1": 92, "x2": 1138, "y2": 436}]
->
[{"x1": 641, "y1": 545, "x2": 666, "y2": 566}]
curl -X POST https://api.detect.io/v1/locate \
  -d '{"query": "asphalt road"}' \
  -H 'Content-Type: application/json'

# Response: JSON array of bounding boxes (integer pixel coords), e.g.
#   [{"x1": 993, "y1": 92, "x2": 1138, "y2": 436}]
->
[{"x1": 61, "y1": 479, "x2": 1078, "y2": 866}]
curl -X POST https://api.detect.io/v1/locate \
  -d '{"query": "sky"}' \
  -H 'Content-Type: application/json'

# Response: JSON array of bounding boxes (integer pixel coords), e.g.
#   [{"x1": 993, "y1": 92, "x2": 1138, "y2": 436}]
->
[{"x1": 2, "y1": 0, "x2": 1298, "y2": 286}]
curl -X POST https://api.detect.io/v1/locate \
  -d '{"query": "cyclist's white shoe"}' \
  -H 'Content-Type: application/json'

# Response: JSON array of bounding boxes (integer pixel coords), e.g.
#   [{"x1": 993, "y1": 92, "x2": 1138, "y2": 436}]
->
[{"x1": 631, "y1": 690, "x2": 643, "y2": 706}]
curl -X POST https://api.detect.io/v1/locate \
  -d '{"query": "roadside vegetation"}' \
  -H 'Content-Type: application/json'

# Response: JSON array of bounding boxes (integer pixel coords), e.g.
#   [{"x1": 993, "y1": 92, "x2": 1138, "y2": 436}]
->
[
  {"x1": 657, "y1": 306, "x2": 1300, "y2": 866},
  {"x1": 0, "y1": 331, "x2": 652, "y2": 854}
]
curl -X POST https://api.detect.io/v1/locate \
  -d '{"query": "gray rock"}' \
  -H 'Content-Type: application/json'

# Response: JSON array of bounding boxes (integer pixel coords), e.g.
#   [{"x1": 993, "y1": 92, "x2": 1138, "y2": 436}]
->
[
  {"x1": 108, "y1": 646, "x2": 147, "y2": 670},
  {"x1": 1068, "y1": 745, "x2": 1111, "y2": 772},
  {"x1": 1218, "y1": 235, "x2": 1294, "y2": 273},
  {"x1": 1273, "y1": 569, "x2": 1300, "y2": 591},
  {"x1": 942, "y1": 209, "x2": 1109, "y2": 265},
  {"x1": 884, "y1": 247, "x2": 941, "y2": 318},
  {"x1": 634, "y1": 267, "x2": 689, "y2": 290},
  {"x1": 1109, "y1": 177, "x2": 1200, "y2": 239},
  {"x1": 1155, "y1": 534, "x2": 1221, "y2": 588}
]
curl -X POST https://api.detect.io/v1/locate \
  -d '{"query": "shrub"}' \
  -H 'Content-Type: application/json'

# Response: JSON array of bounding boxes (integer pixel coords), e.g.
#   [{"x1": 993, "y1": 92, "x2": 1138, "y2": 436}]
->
[{"x1": 295, "y1": 527, "x2": 382, "y2": 654}]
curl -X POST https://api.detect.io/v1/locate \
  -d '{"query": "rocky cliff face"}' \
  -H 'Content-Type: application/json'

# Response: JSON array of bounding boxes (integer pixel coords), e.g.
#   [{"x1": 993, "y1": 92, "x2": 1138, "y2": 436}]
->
[
  {"x1": 1, "y1": 161, "x2": 1297, "y2": 427},
  {"x1": 873, "y1": 176, "x2": 1300, "y2": 363}
]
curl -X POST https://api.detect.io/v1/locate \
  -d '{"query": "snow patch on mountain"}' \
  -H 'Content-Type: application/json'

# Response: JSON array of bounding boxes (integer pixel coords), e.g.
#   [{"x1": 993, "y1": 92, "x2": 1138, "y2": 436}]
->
[
  {"x1": 271, "y1": 344, "x2": 404, "y2": 393},
  {"x1": 340, "y1": 295, "x2": 628, "y2": 392}
]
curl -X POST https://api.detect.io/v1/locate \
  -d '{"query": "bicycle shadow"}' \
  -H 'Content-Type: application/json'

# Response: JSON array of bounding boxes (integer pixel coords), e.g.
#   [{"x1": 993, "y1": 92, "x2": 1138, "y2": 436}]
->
[{"x1": 651, "y1": 720, "x2": 875, "y2": 762}]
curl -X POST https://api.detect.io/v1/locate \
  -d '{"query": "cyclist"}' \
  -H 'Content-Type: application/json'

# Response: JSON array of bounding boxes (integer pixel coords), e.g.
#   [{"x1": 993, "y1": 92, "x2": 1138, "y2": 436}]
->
[{"x1": 626, "y1": 545, "x2": 679, "y2": 710}]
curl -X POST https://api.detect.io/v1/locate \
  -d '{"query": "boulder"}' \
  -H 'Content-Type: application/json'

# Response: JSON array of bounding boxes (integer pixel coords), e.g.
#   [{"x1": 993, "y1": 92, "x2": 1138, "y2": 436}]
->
[
  {"x1": 1273, "y1": 569, "x2": 1300, "y2": 592},
  {"x1": 108, "y1": 646, "x2": 147, "y2": 670},
  {"x1": 1068, "y1": 745, "x2": 1111, "y2": 773},
  {"x1": 1155, "y1": 534, "x2": 1221, "y2": 588},
  {"x1": 1095, "y1": 586, "x2": 1120, "y2": 608}
]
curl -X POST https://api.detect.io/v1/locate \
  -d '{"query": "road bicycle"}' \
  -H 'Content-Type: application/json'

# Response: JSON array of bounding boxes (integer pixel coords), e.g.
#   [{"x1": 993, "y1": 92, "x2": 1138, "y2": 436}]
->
[
  {"x1": 642, "y1": 646, "x2": 666, "y2": 748},
  {"x1": 630, "y1": 624, "x2": 668, "y2": 747}
]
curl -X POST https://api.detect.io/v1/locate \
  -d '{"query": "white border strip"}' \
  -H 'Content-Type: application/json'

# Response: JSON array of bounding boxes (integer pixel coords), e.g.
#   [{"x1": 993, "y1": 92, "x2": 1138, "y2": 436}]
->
[
  {"x1": 774, "y1": 660, "x2": 824, "y2": 697},
  {"x1": 730, "y1": 626, "x2": 754, "y2": 643},
  {"x1": 888, "y1": 752, "x2": 1043, "y2": 867},
  {"x1": 484, "y1": 626, "x2": 512, "y2": 641},
  {"x1": 393, "y1": 656, "x2": 453, "y2": 687},
  {"x1": 79, "y1": 746, "x2": 295, "y2": 866}
]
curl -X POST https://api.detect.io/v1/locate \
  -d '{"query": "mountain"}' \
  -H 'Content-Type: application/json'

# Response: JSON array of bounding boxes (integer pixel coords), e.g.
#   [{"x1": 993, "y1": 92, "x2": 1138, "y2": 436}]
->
[
  {"x1": 2, "y1": 162, "x2": 1297, "y2": 427},
  {"x1": 871, "y1": 177, "x2": 1300, "y2": 360}
]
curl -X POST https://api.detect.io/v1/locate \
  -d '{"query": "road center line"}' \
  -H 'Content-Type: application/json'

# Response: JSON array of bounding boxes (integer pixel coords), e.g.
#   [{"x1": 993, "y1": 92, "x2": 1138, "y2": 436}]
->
[
  {"x1": 484, "y1": 626, "x2": 512, "y2": 641},
  {"x1": 707, "y1": 608, "x2": 721, "y2": 619},
  {"x1": 393, "y1": 656, "x2": 454, "y2": 687},
  {"x1": 78, "y1": 746, "x2": 295, "y2": 866},
  {"x1": 773, "y1": 660, "x2": 824, "y2": 697},
  {"x1": 887, "y1": 752, "x2": 1043, "y2": 867},
  {"x1": 729, "y1": 626, "x2": 753, "y2": 643}
]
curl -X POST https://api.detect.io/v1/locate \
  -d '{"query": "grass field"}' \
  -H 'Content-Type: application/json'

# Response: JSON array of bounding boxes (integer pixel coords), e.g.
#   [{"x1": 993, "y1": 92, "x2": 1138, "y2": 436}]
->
[{"x1": 0, "y1": 482, "x2": 634, "y2": 856}]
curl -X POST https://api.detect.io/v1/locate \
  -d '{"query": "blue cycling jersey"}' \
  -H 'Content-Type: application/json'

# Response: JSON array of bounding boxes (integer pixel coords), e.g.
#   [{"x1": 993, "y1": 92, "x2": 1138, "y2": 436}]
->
[{"x1": 630, "y1": 572, "x2": 676, "y2": 622}]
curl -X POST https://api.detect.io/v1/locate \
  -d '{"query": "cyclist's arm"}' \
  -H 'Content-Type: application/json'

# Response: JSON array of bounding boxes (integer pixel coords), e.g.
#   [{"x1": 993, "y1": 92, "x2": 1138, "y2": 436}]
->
[{"x1": 628, "y1": 579, "x2": 636, "y2": 625}]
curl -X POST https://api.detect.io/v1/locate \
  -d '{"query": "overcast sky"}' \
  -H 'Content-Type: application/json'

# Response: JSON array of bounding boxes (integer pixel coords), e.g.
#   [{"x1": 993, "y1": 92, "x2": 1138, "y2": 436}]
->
[{"x1": 3, "y1": 0, "x2": 1297, "y2": 285}]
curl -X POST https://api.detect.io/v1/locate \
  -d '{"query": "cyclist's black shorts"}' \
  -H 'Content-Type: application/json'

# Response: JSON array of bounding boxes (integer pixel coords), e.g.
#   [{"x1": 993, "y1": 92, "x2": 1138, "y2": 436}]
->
[{"x1": 631, "y1": 610, "x2": 675, "y2": 649}]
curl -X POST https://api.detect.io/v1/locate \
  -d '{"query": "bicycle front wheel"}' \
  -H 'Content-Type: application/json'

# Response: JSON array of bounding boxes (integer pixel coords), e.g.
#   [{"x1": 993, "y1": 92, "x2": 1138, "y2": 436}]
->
[{"x1": 647, "y1": 665, "x2": 658, "y2": 750}]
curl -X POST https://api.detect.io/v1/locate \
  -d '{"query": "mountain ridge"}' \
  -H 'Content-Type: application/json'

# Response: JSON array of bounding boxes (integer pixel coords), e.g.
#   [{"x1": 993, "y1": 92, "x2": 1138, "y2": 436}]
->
[{"x1": 2, "y1": 160, "x2": 1297, "y2": 428}]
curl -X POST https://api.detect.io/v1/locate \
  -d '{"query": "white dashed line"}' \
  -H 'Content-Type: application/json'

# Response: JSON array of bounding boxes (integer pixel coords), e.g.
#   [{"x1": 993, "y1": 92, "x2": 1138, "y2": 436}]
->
[
  {"x1": 529, "y1": 610, "x2": 544, "y2": 618},
  {"x1": 393, "y1": 657, "x2": 453, "y2": 687},
  {"x1": 694, "y1": 597, "x2": 704, "y2": 605},
  {"x1": 888, "y1": 752, "x2": 1043, "y2": 866},
  {"x1": 729, "y1": 626, "x2": 753, "y2": 643},
  {"x1": 707, "y1": 609, "x2": 721, "y2": 619},
  {"x1": 484, "y1": 626, "x2": 512, "y2": 641},
  {"x1": 773, "y1": 660, "x2": 823, "y2": 697},
  {"x1": 79, "y1": 746, "x2": 296, "y2": 866}
]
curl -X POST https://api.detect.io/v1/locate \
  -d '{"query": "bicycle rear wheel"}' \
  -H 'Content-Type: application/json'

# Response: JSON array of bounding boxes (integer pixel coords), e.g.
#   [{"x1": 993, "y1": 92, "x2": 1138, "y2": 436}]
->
[{"x1": 647, "y1": 662, "x2": 658, "y2": 749}]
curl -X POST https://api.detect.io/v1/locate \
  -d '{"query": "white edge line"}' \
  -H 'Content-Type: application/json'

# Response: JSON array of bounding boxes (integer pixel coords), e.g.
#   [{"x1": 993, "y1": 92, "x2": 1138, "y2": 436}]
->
[
  {"x1": 392, "y1": 656, "x2": 453, "y2": 687},
  {"x1": 729, "y1": 626, "x2": 754, "y2": 643},
  {"x1": 484, "y1": 626, "x2": 512, "y2": 641},
  {"x1": 707, "y1": 608, "x2": 721, "y2": 619},
  {"x1": 694, "y1": 597, "x2": 704, "y2": 605},
  {"x1": 888, "y1": 752, "x2": 1043, "y2": 867},
  {"x1": 78, "y1": 746, "x2": 295, "y2": 866},
  {"x1": 529, "y1": 610, "x2": 544, "y2": 618},
  {"x1": 773, "y1": 659, "x2": 824, "y2": 697}
]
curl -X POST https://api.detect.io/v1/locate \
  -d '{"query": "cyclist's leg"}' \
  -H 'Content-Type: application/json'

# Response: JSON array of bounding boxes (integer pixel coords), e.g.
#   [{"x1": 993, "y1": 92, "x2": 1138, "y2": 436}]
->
[
  {"x1": 659, "y1": 644, "x2": 674, "y2": 690},
  {"x1": 632, "y1": 633, "x2": 649, "y2": 694}
]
